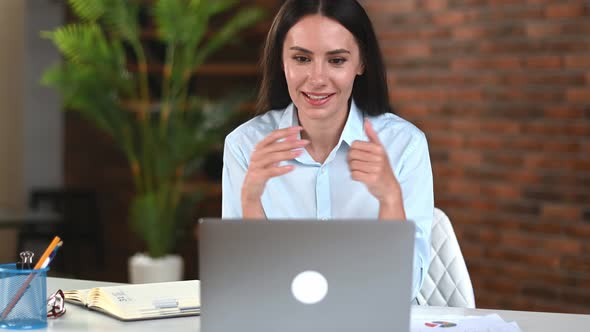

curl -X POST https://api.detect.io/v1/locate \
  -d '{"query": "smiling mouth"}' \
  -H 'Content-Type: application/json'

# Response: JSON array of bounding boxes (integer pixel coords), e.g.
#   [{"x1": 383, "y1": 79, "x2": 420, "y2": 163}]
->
[{"x1": 302, "y1": 92, "x2": 334, "y2": 100}]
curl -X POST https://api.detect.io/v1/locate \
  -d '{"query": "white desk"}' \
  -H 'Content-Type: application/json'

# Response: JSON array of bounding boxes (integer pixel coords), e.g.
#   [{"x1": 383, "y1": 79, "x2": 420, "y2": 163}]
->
[{"x1": 42, "y1": 277, "x2": 590, "y2": 331}]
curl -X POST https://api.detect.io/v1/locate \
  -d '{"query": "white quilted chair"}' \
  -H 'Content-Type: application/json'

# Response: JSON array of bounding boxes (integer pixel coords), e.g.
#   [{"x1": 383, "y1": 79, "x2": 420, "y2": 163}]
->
[{"x1": 417, "y1": 208, "x2": 476, "y2": 308}]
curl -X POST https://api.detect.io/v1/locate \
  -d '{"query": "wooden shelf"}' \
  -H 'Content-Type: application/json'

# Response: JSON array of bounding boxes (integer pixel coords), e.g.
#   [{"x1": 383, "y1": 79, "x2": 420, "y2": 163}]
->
[
  {"x1": 195, "y1": 63, "x2": 259, "y2": 76},
  {"x1": 182, "y1": 179, "x2": 222, "y2": 197},
  {"x1": 128, "y1": 63, "x2": 259, "y2": 76},
  {"x1": 120, "y1": 100, "x2": 255, "y2": 114},
  {"x1": 140, "y1": 23, "x2": 270, "y2": 40}
]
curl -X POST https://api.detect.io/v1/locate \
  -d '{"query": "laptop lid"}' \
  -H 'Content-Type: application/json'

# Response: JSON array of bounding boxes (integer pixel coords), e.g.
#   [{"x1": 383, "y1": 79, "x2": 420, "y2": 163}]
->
[{"x1": 199, "y1": 220, "x2": 415, "y2": 332}]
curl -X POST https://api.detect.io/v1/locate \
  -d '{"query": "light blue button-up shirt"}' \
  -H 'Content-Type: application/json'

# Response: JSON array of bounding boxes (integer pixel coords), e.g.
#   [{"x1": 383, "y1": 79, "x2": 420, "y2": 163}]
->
[{"x1": 222, "y1": 100, "x2": 434, "y2": 299}]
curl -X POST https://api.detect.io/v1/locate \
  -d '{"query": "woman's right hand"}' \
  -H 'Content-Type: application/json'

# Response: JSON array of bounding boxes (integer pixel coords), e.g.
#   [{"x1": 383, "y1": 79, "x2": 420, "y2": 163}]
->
[{"x1": 241, "y1": 126, "x2": 309, "y2": 217}]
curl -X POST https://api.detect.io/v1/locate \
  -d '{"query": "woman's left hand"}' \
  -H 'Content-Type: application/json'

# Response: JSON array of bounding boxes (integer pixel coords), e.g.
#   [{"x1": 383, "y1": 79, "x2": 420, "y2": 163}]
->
[{"x1": 348, "y1": 119, "x2": 403, "y2": 207}]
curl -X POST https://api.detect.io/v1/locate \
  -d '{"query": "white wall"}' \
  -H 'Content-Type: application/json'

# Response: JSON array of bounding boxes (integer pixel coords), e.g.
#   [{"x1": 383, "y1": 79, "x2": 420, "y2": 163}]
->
[
  {"x1": 0, "y1": 0, "x2": 26, "y2": 262},
  {"x1": 23, "y1": 0, "x2": 64, "y2": 195},
  {"x1": 0, "y1": 0, "x2": 63, "y2": 262}
]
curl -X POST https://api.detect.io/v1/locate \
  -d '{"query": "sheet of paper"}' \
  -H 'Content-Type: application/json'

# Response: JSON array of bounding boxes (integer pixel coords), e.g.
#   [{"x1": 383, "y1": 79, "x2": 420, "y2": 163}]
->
[{"x1": 411, "y1": 313, "x2": 522, "y2": 332}]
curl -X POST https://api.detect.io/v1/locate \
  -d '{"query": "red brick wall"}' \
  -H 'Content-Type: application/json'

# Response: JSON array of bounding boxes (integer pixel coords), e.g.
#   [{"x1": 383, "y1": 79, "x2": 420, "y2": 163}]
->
[{"x1": 361, "y1": 0, "x2": 590, "y2": 313}]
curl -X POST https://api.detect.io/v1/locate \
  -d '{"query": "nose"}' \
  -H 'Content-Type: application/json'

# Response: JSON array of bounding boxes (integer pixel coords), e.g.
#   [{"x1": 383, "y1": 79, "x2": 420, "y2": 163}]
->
[{"x1": 308, "y1": 61, "x2": 327, "y2": 87}]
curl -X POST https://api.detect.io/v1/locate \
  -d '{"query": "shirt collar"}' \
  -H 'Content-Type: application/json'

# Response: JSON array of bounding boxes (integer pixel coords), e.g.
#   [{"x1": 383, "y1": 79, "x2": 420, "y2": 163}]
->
[
  {"x1": 278, "y1": 103, "x2": 298, "y2": 129},
  {"x1": 340, "y1": 99, "x2": 367, "y2": 146},
  {"x1": 277, "y1": 99, "x2": 367, "y2": 145}
]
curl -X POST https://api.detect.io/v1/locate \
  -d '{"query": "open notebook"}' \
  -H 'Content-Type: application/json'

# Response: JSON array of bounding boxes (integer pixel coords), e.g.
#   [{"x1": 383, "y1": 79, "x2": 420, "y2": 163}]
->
[{"x1": 63, "y1": 280, "x2": 200, "y2": 321}]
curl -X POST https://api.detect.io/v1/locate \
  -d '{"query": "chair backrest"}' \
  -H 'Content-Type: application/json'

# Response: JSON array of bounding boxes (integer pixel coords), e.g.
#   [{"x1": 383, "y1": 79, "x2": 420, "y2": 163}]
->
[{"x1": 417, "y1": 208, "x2": 475, "y2": 308}]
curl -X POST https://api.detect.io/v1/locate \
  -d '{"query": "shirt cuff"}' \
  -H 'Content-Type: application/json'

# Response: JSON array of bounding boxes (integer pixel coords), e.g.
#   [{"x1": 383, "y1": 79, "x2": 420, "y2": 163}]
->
[{"x1": 412, "y1": 253, "x2": 425, "y2": 300}]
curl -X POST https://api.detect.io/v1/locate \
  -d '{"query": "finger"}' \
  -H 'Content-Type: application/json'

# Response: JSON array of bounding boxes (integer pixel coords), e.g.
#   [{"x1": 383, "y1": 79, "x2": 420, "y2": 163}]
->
[
  {"x1": 348, "y1": 160, "x2": 381, "y2": 174},
  {"x1": 265, "y1": 164, "x2": 295, "y2": 178},
  {"x1": 245, "y1": 164, "x2": 295, "y2": 190},
  {"x1": 350, "y1": 170, "x2": 378, "y2": 184},
  {"x1": 252, "y1": 149, "x2": 303, "y2": 167},
  {"x1": 256, "y1": 126, "x2": 303, "y2": 149},
  {"x1": 253, "y1": 133, "x2": 308, "y2": 160},
  {"x1": 348, "y1": 149, "x2": 382, "y2": 163},
  {"x1": 364, "y1": 119, "x2": 381, "y2": 144},
  {"x1": 259, "y1": 137, "x2": 309, "y2": 155},
  {"x1": 350, "y1": 140, "x2": 383, "y2": 154}
]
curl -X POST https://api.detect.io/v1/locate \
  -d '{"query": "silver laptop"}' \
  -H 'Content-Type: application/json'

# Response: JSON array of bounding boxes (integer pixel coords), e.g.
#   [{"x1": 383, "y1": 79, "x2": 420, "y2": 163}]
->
[{"x1": 199, "y1": 219, "x2": 415, "y2": 332}]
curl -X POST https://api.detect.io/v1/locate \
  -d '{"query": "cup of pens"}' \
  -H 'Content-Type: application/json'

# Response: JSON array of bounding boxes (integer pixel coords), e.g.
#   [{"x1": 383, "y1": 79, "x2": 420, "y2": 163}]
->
[
  {"x1": 0, "y1": 236, "x2": 62, "y2": 330},
  {"x1": 0, "y1": 263, "x2": 49, "y2": 329}
]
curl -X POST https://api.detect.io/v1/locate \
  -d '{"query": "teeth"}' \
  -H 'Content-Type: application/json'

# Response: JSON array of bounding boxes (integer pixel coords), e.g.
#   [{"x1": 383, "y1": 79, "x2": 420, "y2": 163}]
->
[{"x1": 306, "y1": 93, "x2": 329, "y2": 100}]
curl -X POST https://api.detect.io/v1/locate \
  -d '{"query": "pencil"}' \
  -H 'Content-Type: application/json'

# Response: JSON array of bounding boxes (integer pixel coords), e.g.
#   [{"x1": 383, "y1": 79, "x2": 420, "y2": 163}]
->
[
  {"x1": 0, "y1": 236, "x2": 62, "y2": 320},
  {"x1": 34, "y1": 237, "x2": 61, "y2": 269}
]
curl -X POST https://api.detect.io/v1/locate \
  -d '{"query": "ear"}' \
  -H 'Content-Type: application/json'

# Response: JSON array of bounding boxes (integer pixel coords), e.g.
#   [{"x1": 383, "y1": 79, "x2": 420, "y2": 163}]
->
[{"x1": 357, "y1": 62, "x2": 365, "y2": 76}]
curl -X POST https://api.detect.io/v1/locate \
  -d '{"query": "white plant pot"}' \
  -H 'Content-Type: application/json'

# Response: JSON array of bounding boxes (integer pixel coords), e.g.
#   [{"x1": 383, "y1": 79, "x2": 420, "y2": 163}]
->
[{"x1": 128, "y1": 253, "x2": 184, "y2": 284}]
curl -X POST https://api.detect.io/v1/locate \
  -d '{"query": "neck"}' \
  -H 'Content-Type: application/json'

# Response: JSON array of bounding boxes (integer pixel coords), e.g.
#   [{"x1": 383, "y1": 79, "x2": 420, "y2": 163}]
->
[{"x1": 297, "y1": 109, "x2": 348, "y2": 164}]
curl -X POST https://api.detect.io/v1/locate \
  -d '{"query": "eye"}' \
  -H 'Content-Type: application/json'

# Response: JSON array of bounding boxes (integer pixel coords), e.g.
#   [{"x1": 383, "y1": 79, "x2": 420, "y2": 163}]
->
[
  {"x1": 292, "y1": 56, "x2": 310, "y2": 63},
  {"x1": 329, "y1": 58, "x2": 347, "y2": 65}
]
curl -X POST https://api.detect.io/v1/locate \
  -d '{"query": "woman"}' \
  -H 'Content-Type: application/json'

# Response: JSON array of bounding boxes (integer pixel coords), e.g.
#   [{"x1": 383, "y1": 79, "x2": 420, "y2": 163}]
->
[{"x1": 221, "y1": 0, "x2": 433, "y2": 302}]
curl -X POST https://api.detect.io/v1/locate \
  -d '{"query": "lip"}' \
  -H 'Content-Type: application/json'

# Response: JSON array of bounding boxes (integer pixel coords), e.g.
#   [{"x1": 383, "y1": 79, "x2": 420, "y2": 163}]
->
[{"x1": 301, "y1": 92, "x2": 335, "y2": 106}]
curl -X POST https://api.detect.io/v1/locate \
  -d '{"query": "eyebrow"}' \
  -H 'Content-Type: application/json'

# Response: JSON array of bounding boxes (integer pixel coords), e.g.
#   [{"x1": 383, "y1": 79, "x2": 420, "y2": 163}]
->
[{"x1": 288, "y1": 46, "x2": 351, "y2": 55}]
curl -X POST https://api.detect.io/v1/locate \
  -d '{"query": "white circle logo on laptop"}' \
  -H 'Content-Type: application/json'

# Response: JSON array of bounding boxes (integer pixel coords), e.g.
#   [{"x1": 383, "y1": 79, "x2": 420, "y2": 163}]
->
[{"x1": 291, "y1": 270, "x2": 328, "y2": 304}]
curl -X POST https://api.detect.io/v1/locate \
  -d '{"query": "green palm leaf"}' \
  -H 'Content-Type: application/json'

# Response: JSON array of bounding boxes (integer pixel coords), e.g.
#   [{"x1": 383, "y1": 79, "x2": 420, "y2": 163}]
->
[
  {"x1": 43, "y1": 24, "x2": 108, "y2": 65},
  {"x1": 68, "y1": 0, "x2": 106, "y2": 21},
  {"x1": 204, "y1": 0, "x2": 238, "y2": 16},
  {"x1": 192, "y1": 6, "x2": 265, "y2": 68},
  {"x1": 101, "y1": 0, "x2": 140, "y2": 42},
  {"x1": 153, "y1": 0, "x2": 212, "y2": 45},
  {"x1": 153, "y1": 0, "x2": 185, "y2": 42},
  {"x1": 131, "y1": 192, "x2": 174, "y2": 258}
]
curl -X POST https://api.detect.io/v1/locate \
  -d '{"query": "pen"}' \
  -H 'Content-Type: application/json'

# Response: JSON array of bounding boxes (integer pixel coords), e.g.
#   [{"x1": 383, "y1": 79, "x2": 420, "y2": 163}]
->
[
  {"x1": 0, "y1": 236, "x2": 62, "y2": 320},
  {"x1": 34, "y1": 236, "x2": 62, "y2": 269}
]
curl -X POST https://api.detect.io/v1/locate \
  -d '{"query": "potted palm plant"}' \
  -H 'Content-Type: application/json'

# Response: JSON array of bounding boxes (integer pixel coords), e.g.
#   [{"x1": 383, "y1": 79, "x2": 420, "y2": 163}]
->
[{"x1": 41, "y1": 0, "x2": 263, "y2": 283}]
